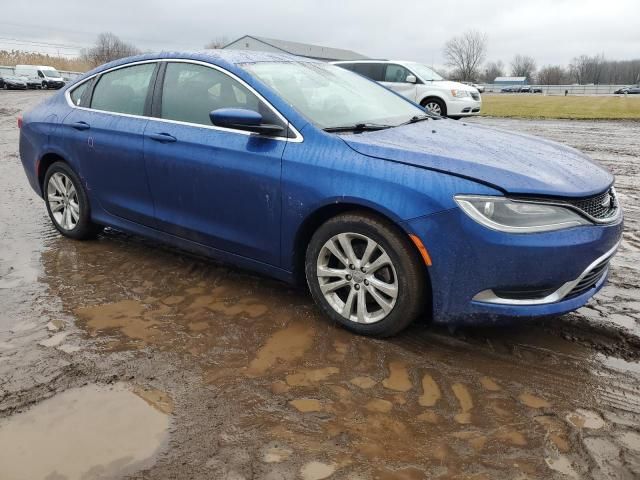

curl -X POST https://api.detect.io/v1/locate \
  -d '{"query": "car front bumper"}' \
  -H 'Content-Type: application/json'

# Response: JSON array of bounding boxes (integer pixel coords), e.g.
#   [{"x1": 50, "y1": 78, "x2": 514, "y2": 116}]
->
[
  {"x1": 404, "y1": 207, "x2": 623, "y2": 325},
  {"x1": 447, "y1": 97, "x2": 482, "y2": 116},
  {"x1": 44, "y1": 80, "x2": 65, "y2": 89}
]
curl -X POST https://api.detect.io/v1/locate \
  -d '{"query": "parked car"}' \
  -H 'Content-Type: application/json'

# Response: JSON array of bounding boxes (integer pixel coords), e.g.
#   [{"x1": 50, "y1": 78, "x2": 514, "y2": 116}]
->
[
  {"x1": 501, "y1": 86, "x2": 516, "y2": 93},
  {"x1": 14, "y1": 65, "x2": 65, "y2": 89},
  {"x1": 333, "y1": 60, "x2": 481, "y2": 119},
  {"x1": 462, "y1": 81, "x2": 485, "y2": 93},
  {"x1": 18, "y1": 51, "x2": 623, "y2": 336},
  {"x1": 19, "y1": 75, "x2": 42, "y2": 89},
  {"x1": 0, "y1": 75, "x2": 27, "y2": 90},
  {"x1": 531, "y1": 87, "x2": 543, "y2": 93},
  {"x1": 614, "y1": 85, "x2": 640, "y2": 94},
  {"x1": 519, "y1": 86, "x2": 531, "y2": 93}
]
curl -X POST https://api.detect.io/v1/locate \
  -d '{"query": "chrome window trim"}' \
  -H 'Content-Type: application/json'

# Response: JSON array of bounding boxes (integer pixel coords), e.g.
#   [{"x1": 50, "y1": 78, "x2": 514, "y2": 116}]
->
[
  {"x1": 472, "y1": 239, "x2": 622, "y2": 306},
  {"x1": 64, "y1": 58, "x2": 303, "y2": 143}
]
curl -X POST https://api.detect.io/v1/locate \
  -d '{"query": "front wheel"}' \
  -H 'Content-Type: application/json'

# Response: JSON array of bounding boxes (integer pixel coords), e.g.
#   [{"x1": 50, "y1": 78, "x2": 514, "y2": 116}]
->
[
  {"x1": 42, "y1": 82, "x2": 48, "y2": 89},
  {"x1": 305, "y1": 212, "x2": 427, "y2": 337},
  {"x1": 421, "y1": 98, "x2": 447, "y2": 117},
  {"x1": 44, "y1": 162, "x2": 102, "y2": 240}
]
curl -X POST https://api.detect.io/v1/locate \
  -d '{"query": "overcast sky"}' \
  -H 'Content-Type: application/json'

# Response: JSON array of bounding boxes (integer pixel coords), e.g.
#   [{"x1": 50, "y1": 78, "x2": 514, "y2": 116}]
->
[{"x1": 1, "y1": 0, "x2": 639, "y2": 70}]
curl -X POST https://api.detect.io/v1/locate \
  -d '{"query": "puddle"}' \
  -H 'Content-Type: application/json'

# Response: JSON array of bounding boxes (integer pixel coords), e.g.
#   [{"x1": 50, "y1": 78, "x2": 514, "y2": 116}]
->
[
  {"x1": 247, "y1": 322, "x2": 315, "y2": 375},
  {"x1": 300, "y1": 461, "x2": 336, "y2": 480},
  {"x1": 0, "y1": 383, "x2": 170, "y2": 479},
  {"x1": 382, "y1": 360, "x2": 412, "y2": 392},
  {"x1": 519, "y1": 392, "x2": 551, "y2": 409}
]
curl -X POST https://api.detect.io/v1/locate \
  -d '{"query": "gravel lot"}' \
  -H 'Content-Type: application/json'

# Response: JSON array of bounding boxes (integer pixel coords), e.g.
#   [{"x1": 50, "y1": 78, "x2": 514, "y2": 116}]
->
[{"x1": 1, "y1": 90, "x2": 639, "y2": 480}]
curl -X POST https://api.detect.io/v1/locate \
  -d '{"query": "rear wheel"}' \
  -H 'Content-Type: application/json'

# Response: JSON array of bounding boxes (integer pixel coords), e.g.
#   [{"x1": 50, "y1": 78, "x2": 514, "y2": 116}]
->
[
  {"x1": 421, "y1": 97, "x2": 447, "y2": 117},
  {"x1": 44, "y1": 162, "x2": 102, "y2": 240},
  {"x1": 305, "y1": 212, "x2": 427, "y2": 337}
]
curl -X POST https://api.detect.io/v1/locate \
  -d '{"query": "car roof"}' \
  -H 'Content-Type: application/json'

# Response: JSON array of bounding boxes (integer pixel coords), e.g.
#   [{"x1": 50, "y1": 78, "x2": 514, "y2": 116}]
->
[
  {"x1": 71, "y1": 50, "x2": 323, "y2": 87},
  {"x1": 97, "y1": 50, "x2": 319, "y2": 72},
  {"x1": 333, "y1": 60, "x2": 416, "y2": 65}
]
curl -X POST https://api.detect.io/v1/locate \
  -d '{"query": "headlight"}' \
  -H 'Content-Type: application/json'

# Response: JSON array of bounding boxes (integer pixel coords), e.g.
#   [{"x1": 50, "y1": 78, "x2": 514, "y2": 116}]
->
[
  {"x1": 454, "y1": 195, "x2": 590, "y2": 233},
  {"x1": 451, "y1": 89, "x2": 471, "y2": 98}
]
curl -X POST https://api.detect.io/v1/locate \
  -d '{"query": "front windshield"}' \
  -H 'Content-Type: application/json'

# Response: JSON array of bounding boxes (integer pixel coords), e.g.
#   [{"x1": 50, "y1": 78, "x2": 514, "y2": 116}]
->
[
  {"x1": 407, "y1": 63, "x2": 444, "y2": 81},
  {"x1": 42, "y1": 68, "x2": 61, "y2": 78},
  {"x1": 242, "y1": 62, "x2": 425, "y2": 129}
]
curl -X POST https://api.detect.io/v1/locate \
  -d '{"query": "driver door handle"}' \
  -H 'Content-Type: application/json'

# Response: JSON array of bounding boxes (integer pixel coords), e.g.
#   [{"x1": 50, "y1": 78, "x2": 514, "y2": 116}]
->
[{"x1": 71, "y1": 121, "x2": 90, "y2": 131}]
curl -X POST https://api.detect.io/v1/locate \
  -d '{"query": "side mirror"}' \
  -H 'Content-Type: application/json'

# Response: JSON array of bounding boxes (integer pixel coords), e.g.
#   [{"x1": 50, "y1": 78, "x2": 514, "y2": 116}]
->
[
  {"x1": 406, "y1": 75, "x2": 417, "y2": 84},
  {"x1": 209, "y1": 108, "x2": 285, "y2": 136}
]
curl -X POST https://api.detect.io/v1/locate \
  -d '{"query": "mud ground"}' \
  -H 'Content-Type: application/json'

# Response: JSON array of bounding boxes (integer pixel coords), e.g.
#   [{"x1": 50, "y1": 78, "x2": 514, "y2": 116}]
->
[{"x1": 1, "y1": 90, "x2": 639, "y2": 480}]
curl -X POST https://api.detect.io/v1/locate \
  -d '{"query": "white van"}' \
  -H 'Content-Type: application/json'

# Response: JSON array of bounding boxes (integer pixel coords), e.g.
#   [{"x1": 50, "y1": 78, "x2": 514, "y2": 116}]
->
[
  {"x1": 333, "y1": 60, "x2": 481, "y2": 118},
  {"x1": 14, "y1": 65, "x2": 65, "y2": 89}
]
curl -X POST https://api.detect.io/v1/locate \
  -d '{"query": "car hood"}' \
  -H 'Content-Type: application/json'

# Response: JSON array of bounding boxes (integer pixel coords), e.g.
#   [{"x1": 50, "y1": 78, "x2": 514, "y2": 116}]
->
[
  {"x1": 431, "y1": 80, "x2": 477, "y2": 92},
  {"x1": 341, "y1": 120, "x2": 613, "y2": 198}
]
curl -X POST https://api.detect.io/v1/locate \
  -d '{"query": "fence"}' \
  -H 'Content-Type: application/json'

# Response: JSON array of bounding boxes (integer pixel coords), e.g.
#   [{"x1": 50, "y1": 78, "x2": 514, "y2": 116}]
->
[{"x1": 478, "y1": 84, "x2": 630, "y2": 95}]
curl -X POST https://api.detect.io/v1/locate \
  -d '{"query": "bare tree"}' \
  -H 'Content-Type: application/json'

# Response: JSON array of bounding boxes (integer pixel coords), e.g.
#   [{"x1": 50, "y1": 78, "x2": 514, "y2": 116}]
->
[
  {"x1": 81, "y1": 32, "x2": 140, "y2": 68},
  {"x1": 443, "y1": 30, "x2": 487, "y2": 82},
  {"x1": 480, "y1": 60, "x2": 504, "y2": 83},
  {"x1": 569, "y1": 54, "x2": 607, "y2": 84},
  {"x1": 205, "y1": 36, "x2": 229, "y2": 49},
  {"x1": 537, "y1": 65, "x2": 566, "y2": 85},
  {"x1": 510, "y1": 54, "x2": 537, "y2": 82}
]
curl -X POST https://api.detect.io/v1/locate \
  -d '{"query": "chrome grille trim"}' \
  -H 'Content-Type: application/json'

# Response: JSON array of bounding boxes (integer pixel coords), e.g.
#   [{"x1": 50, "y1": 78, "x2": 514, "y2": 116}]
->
[{"x1": 563, "y1": 187, "x2": 619, "y2": 222}]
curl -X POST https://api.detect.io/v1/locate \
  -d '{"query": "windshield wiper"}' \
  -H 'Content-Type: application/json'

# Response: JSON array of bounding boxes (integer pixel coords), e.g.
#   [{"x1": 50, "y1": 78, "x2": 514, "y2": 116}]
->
[
  {"x1": 323, "y1": 123, "x2": 393, "y2": 133},
  {"x1": 400, "y1": 115, "x2": 432, "y2": 126}
]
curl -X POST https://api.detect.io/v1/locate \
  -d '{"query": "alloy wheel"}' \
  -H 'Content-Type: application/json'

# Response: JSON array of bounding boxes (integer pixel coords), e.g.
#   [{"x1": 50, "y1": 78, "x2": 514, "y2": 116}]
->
[
  {"x1": 47, "y1": 172, "x2": 80, "y2": 230},
  {"x1": 316, "y1": 232, "x2": 398, "y2": 324},
  {"x1": 424, "y1": 101, "x2": 442, "y2": 115}
]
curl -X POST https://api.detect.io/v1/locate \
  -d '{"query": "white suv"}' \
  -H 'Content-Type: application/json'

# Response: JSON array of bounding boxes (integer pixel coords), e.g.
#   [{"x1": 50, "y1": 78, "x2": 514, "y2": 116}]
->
[{"x1": 333, "y1": 60, "x2": 481, "y2": 119}]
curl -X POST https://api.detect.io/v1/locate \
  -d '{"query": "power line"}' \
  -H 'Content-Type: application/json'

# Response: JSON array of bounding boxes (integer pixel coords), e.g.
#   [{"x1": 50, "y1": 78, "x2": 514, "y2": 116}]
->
[{"x1": 0, "y1": 37, "x2": 85, "y2": 51}]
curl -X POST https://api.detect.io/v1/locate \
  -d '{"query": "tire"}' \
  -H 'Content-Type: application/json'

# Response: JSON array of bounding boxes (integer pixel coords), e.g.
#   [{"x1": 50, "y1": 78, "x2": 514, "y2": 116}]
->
[
  {"x1": 421, "y1": 97, "x2": 447, "y2": 117},
  {"x1": 42, "y1": 82, "x2": 48, "y2": 89},
  {"x1": 305, "y1": 212, "x2": 427, "y2": 337},
  {"x1": 43, "y1": 162, "x2": 102, "y2": 240}
]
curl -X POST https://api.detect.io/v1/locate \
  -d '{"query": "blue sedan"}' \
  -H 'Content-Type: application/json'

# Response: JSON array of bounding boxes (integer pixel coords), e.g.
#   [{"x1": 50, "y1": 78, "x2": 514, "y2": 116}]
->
[{"x1": 18, "y1": 51, "x2": 623, "y2": 336}]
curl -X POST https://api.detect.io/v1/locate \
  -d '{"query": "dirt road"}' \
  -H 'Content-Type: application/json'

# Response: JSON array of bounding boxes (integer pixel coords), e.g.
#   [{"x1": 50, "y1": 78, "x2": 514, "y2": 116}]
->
[{"x1": 1, "y1": 90, "x2": 639, "y2": 479}]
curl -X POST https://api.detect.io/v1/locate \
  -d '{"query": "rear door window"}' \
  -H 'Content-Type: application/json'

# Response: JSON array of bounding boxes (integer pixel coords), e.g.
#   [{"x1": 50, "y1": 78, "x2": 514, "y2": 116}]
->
[
  {"x1": 91, "y1": 63, "x2": 156, "y2": 116},
  {"x1": 159, "y1": 62, "x2": 282, "y2": 128},
  {"x1": 339, "y1": 63, "x2": 385, "y2": 82}
]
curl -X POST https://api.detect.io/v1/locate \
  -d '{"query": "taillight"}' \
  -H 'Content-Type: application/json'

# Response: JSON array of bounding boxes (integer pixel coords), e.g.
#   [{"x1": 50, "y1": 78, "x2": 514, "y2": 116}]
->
[{"x1": 17, "y1": 116, "x2": 23, "y2": 129}]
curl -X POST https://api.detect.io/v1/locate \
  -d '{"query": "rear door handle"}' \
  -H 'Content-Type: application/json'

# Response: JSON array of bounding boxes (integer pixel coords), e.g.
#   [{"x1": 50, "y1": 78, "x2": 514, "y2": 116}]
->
[
  {"x1": 147, "y1": 132, "x2": 177, "y2": 143},
  {"x1": 71, "y1": 121, "x2": 90, "y2": 131}
]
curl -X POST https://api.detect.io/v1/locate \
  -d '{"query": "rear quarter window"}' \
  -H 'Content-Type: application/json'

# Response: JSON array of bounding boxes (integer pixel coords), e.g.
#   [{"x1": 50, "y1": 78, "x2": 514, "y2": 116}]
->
[{"x1": 69, "y1": 79, "x2": 94, "y2": 107}]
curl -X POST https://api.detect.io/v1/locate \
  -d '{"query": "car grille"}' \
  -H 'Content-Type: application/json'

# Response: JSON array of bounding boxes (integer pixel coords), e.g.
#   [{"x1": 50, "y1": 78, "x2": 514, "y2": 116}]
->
[
  {"x1": 471, "y1": 92, "x2": 480, "y2": 101},
  {"x1": 562, "y1": 187, "x2": 619, "y2": 221},
  {"x1": 566, "y1": 259, "x2": 609, "y2": 299}
]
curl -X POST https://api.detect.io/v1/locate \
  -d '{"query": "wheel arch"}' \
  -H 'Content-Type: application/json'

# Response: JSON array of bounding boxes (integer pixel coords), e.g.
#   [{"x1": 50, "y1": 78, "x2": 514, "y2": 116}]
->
[
  {"x1": 37, "y1": 152, "x2": 68, "y2": 192},
  {"x1": 419, "y1": 95, "x2": 447, "y2": 114},
  {"x1": 291, "y1": 202, "x2": 433, "y2": 312}
]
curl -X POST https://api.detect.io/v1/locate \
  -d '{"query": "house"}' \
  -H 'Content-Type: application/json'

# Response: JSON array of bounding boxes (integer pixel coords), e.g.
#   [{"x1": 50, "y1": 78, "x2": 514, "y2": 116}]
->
[{"x1": 222, "y1": 35, "x2": 369, "y2": 62}]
